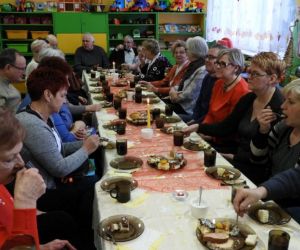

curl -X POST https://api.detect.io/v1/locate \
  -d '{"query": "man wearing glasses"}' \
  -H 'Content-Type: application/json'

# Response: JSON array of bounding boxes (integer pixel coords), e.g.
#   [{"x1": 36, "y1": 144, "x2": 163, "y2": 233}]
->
[
  {"x1": 74, "y1": 33, "x2": 109, "y2": 77},
  {"x1": 0, "y1": 48, "x2": 26, "y2": 113}
]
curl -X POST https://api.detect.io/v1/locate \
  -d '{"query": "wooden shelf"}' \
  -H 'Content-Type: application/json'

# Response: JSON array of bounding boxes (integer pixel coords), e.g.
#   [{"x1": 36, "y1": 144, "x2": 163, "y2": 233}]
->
[
  {"x1": 0, "y1": 24, "x2": 52, "y2": 27},
  {"x1": 109, "y1": 24, "x2": 155, "y2": 26},
  {"x1": 159, "y1": 32, "x2": 202, "y2": 36}
]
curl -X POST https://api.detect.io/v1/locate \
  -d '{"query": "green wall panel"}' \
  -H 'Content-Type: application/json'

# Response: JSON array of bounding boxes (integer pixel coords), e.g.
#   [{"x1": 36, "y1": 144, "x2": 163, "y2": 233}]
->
[{"x1": 53, "y1": 13, "x2": 82, "y2": 33}]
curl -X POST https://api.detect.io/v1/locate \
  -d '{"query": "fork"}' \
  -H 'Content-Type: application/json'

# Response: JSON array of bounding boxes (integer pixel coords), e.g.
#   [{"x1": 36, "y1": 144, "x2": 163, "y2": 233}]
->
[{"x1": 106, "y1": 231, "x2": 117, "y2": 245}]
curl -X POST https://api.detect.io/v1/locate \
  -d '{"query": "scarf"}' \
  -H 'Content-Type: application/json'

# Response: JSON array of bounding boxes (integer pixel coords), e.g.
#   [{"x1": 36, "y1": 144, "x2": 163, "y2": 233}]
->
[{"x1": 177, "y1": 57, "x2": 205, "y2": 91}]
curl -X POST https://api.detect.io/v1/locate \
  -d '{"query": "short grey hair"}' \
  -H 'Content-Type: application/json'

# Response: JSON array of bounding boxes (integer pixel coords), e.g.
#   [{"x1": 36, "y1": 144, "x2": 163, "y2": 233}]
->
[
  {"x1": 83, "y1": 33, "x2": 95, "y2": 42},
  {"x1": 39, "y1": 47, "x2": 65, "y2": 61},
  {"x1": 282, "y1": 79, "x2": 300, "y2": 101},
  {"x1": 217, "y1": 48, "x2": 245, "y2": 74},
  {"x1": 124, "y1": 35, "x2": 133, "y2": 42},
  {"x1": 142, "y1": 39, "x2": 160, "y2": 55},
  {"x1": 186, "y1": 36, "x2": 208, "y2": 59}
]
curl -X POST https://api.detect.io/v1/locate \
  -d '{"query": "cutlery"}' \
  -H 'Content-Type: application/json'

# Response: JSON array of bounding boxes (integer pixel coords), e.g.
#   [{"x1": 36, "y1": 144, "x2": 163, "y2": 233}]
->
[{"x1": 106, "y1": 230, "x2": 117, "y2": 245}]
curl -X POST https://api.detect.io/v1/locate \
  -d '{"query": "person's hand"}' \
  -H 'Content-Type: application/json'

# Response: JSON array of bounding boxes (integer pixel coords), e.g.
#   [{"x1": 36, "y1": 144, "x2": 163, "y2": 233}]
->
[
  {"x1": 199, "y1": 133, "x2": 213, "y2": 142},
  {"x1": 233, "y1": 187, "x2": 268, "y2": 216},
  {"x1": 169, "y1": 89, "x2": 179, "y2": 102},
  {"x1": 221, "y1": 153, "x2": 234, "y2": 161},
  {"x1": 116, "y1": 44, "x2": 124, "y2": 51},
  {"x1": 14, "y1": 168, "x2": 46, "y2": 209},
  {"x1": 78, "y1": 96, "x2": 88, "y2": 105},
  {"x1": 257, "y1": 106, "x2": 277, "y2": 134},
  {"x1": 148, "y1": 84, "x2": 158, "y2": 93},
  {"x1": 138, "y1": 80, "x2": 149, "y2": 85},
  {"x1": 182, "y1": 124, "x2": 199, "y2": 136},
  {"x1": 82, "y1": 134, "x2": 100, "y2": 154},
  {"x1": 73, "y1": 128, "x2": 87, "y2": 140},
  {"x1": 40, "y1": 239, "x2": 76, "y2": 250},
  {"x1": 85, "y1": 104, "x2": 102, "y2": 112}
]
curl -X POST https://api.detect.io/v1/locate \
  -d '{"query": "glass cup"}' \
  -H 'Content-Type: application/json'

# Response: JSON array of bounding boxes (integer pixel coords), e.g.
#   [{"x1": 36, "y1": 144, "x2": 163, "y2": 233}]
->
[
  {"x1": 118, "y1": 108, "x2": 127, "y2": 120},
  {"x1": 100, "y1": 74, "x2": 106, "y2": 82},
  {"x1": 135, "y1": 86, "x2": 142, "y2": 94},
  {"x1": 155, "y1": 116, "x2": 165, "y2": 129},
  {"x1": 135, "y1": 93, "x2": 142, "y2": 103},
  {"x1": 165, "y1": 104, "x2": 174, "y2": 117},
  {"x1": 268, "y1": 230, "x2": 290, "y2": 250},
  {"x1": 109, "y1": 180, "x2": 131, "y2": 203},
  {"x1": 116, "y1": 138, "x2": 127, "y2": 155},
  {"x1": 91, "y1": 71, "x2": 96, "y2": 79},
  {"x1": 152, "y1": 108, "x2": 161, "y2": 120},
  {"x1": 106, "y1": 93, "x2": 114, "y2": 103},
  {"x1": 113, "y1": 97, "x2": 122, "y2": 110},
  {"x1": 103, "y1": 85, "x2": 111, "y2": 96},
  {"x1": 173, "y1": 130, "x2": 184, "y2": 146},
  {"x1": 130, "y1": 80, "x2": 135, "y2": 88},
  {"x1": 116, "y1": 121, "x2": 126, "y2": 135},
  {"x1": 204, "y1": 148, "x2": 217, "y2": 167}
]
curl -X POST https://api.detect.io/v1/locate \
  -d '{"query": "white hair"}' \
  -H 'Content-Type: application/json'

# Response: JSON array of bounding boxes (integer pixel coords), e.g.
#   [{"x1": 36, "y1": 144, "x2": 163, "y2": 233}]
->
[
  {"x1": 39, "y1": 47, "x2": 65, "y2": 61},
  {"x1": 186, "y1": 36, "x2": 208, "y2": 59}
]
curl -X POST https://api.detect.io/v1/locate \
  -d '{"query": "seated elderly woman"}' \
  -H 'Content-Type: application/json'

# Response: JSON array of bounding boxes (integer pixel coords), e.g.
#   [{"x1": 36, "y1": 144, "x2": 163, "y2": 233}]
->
[
  {"x1": 168, "y1": 36, "x2": 208, "y2": 118},
  {"x1": 183, "y1": 52, "x2": 285, "y2": 184},
  {"x1": 16, "y1": 67, "x2": 100, "y2": 249},
  {"x1": 189, "y1": 48, "x2": 249, "y2": 153},
  {"x1": 0, "y1": 108, "x2": 78, "y2": 250},
  {"x1": 139, "y1": 39, "x2": 171, "y2": 82},
  {"x1": 139, "y1": 40, "x2": 189, "y2": 97},
  {"x1": 25, "y1": 39, "x2": 48, "y2": 79}
]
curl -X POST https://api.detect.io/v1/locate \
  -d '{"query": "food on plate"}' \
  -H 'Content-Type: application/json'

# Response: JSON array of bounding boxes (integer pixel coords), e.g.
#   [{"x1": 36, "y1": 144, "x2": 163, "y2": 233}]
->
[
  {"x1": 245, "y1": 234, "x2": 257, "y2": 246},
  {"x1": 147, "y1": 153, "x2": 185, "y2": 170},
  {"x1": 257, "y1": 209, "x2": 269, "y2": 223},
  {"x1": 109, "y1": 216, "x2": 130, "y2": 233},
  {"x1": 216, "y1": 168, "x2": 235, "y2": 180},
  {"x1": 197, "y1": 218, "x2": 257, "y2": 250}
]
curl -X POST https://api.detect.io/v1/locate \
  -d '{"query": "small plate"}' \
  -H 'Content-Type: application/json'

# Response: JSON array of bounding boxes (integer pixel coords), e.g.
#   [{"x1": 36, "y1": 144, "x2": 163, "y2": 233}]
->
[
  {"x1": 248, "y1": 201, "x2": 291, "y2": 225},
  {"x1": 196, "y1": 218, "x2": 257, "y2": 250},
  {"x1": 89, "y1": 82, "x2": 98, "y2": 87},
  {"x1": 102, "y1": 119, "x2": 124, "y2": 130},
  {"x1": 182, "y1": 141, "x2": 209, "y2": 151},
  {"x1": 164, "y1": 115, "x2": 181, "y2": 123},
  {"x1": 89, "y1": 77, "x2": 99, "y2": 81},
  {"x1": 100, "y1": 101, "x2": 113, "y2": 108},
  {"x1": 127, "y1": 111, "x2": 151, "y2": 126},
  {"x1": 90, "y1": 87, "x2": 102, "y2": 94},
  {"x1": 147, "y1": 154, "x2": 186, "y2": 171},
  {"x1": 142, "y1": 93, "x2": 157, "y2": 99},
  {"x1": 93, "y1": 95, "x2": 105, "y2": 101},
  {"x1": 102, "y1": 141, "x2": 116, "y2": 149},
  {"x1": 160, "y1": 126, "x2": 182, "y2": 135},
  {"x1": 142, "y1": 97, "x2": 160, "y2": 104},
  {"x1": 110, "y1": 156, "x2": 143, "y2": 170},
  {"x1": 221, "y1": 179, "x2": 247, "y2": 186},
  {"x1": 111, "y1": 82, "x2": 128, "y2": 87},
  {"x1": 100, "y1": 176, "x2": 138, "y2": 191},
  {"x1": 205, "y1": 165, "x2": 241, "y2": 180},
  {"x1": 98, "y1": 215, "x2": 144, "y2": 242}
]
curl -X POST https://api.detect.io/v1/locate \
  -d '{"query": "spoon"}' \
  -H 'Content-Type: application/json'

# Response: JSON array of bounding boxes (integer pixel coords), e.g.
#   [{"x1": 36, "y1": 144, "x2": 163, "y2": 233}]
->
[
  {"x1": 106, "y1": 230, "x2": 117, "y2": 245},
  {"x1": 199, "y1": 186, "x2": 203, "y2": 206}
]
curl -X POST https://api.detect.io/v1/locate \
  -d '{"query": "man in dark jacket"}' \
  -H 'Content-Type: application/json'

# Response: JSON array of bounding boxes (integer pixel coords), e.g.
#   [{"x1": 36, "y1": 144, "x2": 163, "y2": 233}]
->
[{"x1": 109, "y1": 35, "x2": 137, "y2": 69}]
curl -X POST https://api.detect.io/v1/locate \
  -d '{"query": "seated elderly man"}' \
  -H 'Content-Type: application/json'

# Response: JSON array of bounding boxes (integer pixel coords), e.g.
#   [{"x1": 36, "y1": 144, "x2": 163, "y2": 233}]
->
[
  {"x1": 46, "y1": 34, "x2": 58, "y2": 49},
  {"x1": 0, "y1": 48, "x2": 26, "y2": 113},
  {"x1": 74, "y1": 33, "x2": 109, "y2": 77},
  {"x1": 109, "y1": 35, "x2": 138, "y2": 69}
]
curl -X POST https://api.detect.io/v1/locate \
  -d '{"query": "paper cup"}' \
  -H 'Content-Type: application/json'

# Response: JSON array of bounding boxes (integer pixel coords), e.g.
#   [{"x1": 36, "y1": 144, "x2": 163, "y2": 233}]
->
[{"x1": 190, "y1": 199, "x2": 208, "y2": 218}]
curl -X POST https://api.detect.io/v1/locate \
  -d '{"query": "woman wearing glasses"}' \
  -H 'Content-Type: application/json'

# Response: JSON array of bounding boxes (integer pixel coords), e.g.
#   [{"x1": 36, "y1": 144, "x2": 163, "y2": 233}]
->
[{"x1": 184, "y1": 52, "x2": 285, "y2": 184}]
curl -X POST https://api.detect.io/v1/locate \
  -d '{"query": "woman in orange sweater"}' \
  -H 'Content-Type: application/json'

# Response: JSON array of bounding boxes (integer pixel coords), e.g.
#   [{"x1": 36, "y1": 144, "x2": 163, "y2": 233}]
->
[
  {"x1": 0, "y1": 108, "x2": 75, "y2": 250},
  {"x1": 139, "y1": 40, "x2": 189, "y2": 97}
]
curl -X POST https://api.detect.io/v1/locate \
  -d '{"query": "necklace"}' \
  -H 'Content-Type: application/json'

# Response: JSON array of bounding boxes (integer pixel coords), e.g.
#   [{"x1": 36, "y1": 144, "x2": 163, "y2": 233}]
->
[{"x1": 223, "y1": 75, "x2": 239, "y2": 91}]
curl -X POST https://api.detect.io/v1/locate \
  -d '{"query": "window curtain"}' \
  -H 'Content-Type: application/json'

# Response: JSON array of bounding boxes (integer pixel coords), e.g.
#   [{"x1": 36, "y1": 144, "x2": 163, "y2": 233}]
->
[{"x1": 206, "y1": 0, "x2": 296, "y2": 57}]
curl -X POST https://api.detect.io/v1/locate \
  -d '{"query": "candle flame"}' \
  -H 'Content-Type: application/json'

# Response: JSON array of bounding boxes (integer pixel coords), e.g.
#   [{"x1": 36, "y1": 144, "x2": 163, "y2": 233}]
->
[{"x1": 147, "y1": 98, "x2": 150, "y2": 104}]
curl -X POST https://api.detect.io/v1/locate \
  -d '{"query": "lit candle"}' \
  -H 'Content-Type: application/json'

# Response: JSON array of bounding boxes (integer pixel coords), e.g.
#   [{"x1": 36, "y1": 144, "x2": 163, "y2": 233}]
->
[
  {"x1": 112, "y1": 61, "x2": 115, "y2": 70},
  {"x1": 147, "y1": 98, "x2": 151, "y2": 128}
]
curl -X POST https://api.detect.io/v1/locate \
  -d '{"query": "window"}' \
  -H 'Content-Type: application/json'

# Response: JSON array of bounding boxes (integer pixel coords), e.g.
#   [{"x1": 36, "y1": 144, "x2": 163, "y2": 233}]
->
[{"x1": 206, "y1": 0, "x2": 296, "y2": 57}]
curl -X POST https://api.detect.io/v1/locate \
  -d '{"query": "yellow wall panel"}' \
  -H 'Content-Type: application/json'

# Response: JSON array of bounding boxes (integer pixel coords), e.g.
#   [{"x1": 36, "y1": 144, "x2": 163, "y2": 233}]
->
[{"x1": 57, "y1": 33, "x2": 107, "y2": 54}]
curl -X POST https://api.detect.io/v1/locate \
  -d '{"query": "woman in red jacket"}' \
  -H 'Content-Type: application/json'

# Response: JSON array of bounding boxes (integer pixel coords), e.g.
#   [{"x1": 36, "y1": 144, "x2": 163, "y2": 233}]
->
[
  {"x1": 0, "y1": 108, "x2": 75, "y2": 250},
  {"x1": 139, "y1": 40, "x2": 189, "y2": 96}
]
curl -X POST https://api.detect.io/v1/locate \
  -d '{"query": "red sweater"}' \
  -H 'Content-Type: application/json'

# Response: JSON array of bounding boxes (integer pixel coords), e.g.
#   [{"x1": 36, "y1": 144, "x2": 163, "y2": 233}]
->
[
  {"x1": 151, "y1": 61, "x2": 189, "y2": 95},
  {"x1": 203, "y1": 78, "x2": 249, "y2": 124},
  {"x1": 0, "y1": 185, "x2": 39, "y2": 249}
]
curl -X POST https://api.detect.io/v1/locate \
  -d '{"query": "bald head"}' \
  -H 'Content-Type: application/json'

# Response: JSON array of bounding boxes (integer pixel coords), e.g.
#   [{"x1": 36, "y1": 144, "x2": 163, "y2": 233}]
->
[
  {"x1": 46, "y1": 34, "x2": 58, "y2": 49},
  {"x1": 82, "y1": 33, "x2": 95, "y2": 51}
]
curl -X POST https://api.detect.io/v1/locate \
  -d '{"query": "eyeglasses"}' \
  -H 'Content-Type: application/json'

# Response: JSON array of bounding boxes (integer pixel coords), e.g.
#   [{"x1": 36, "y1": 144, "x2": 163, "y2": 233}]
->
[
  {"x1": 214, "y1": 61, "x2": 234, "y2": 68},
  {"x1": 247, "y1": 71, "x2": 268, "y2": 79},
  {"x1": 10, "y1": 64, "x2": 26, "y2": 71},
  {"x1": 205, "y1": 55, "x2": 218, "y2": 61}
]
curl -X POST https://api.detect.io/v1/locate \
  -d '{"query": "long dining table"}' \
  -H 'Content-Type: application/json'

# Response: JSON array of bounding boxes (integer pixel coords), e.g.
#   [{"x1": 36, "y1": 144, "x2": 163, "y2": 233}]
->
[{"x1": 82, "y1": 70, "x2": 300, "y2": 250}]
